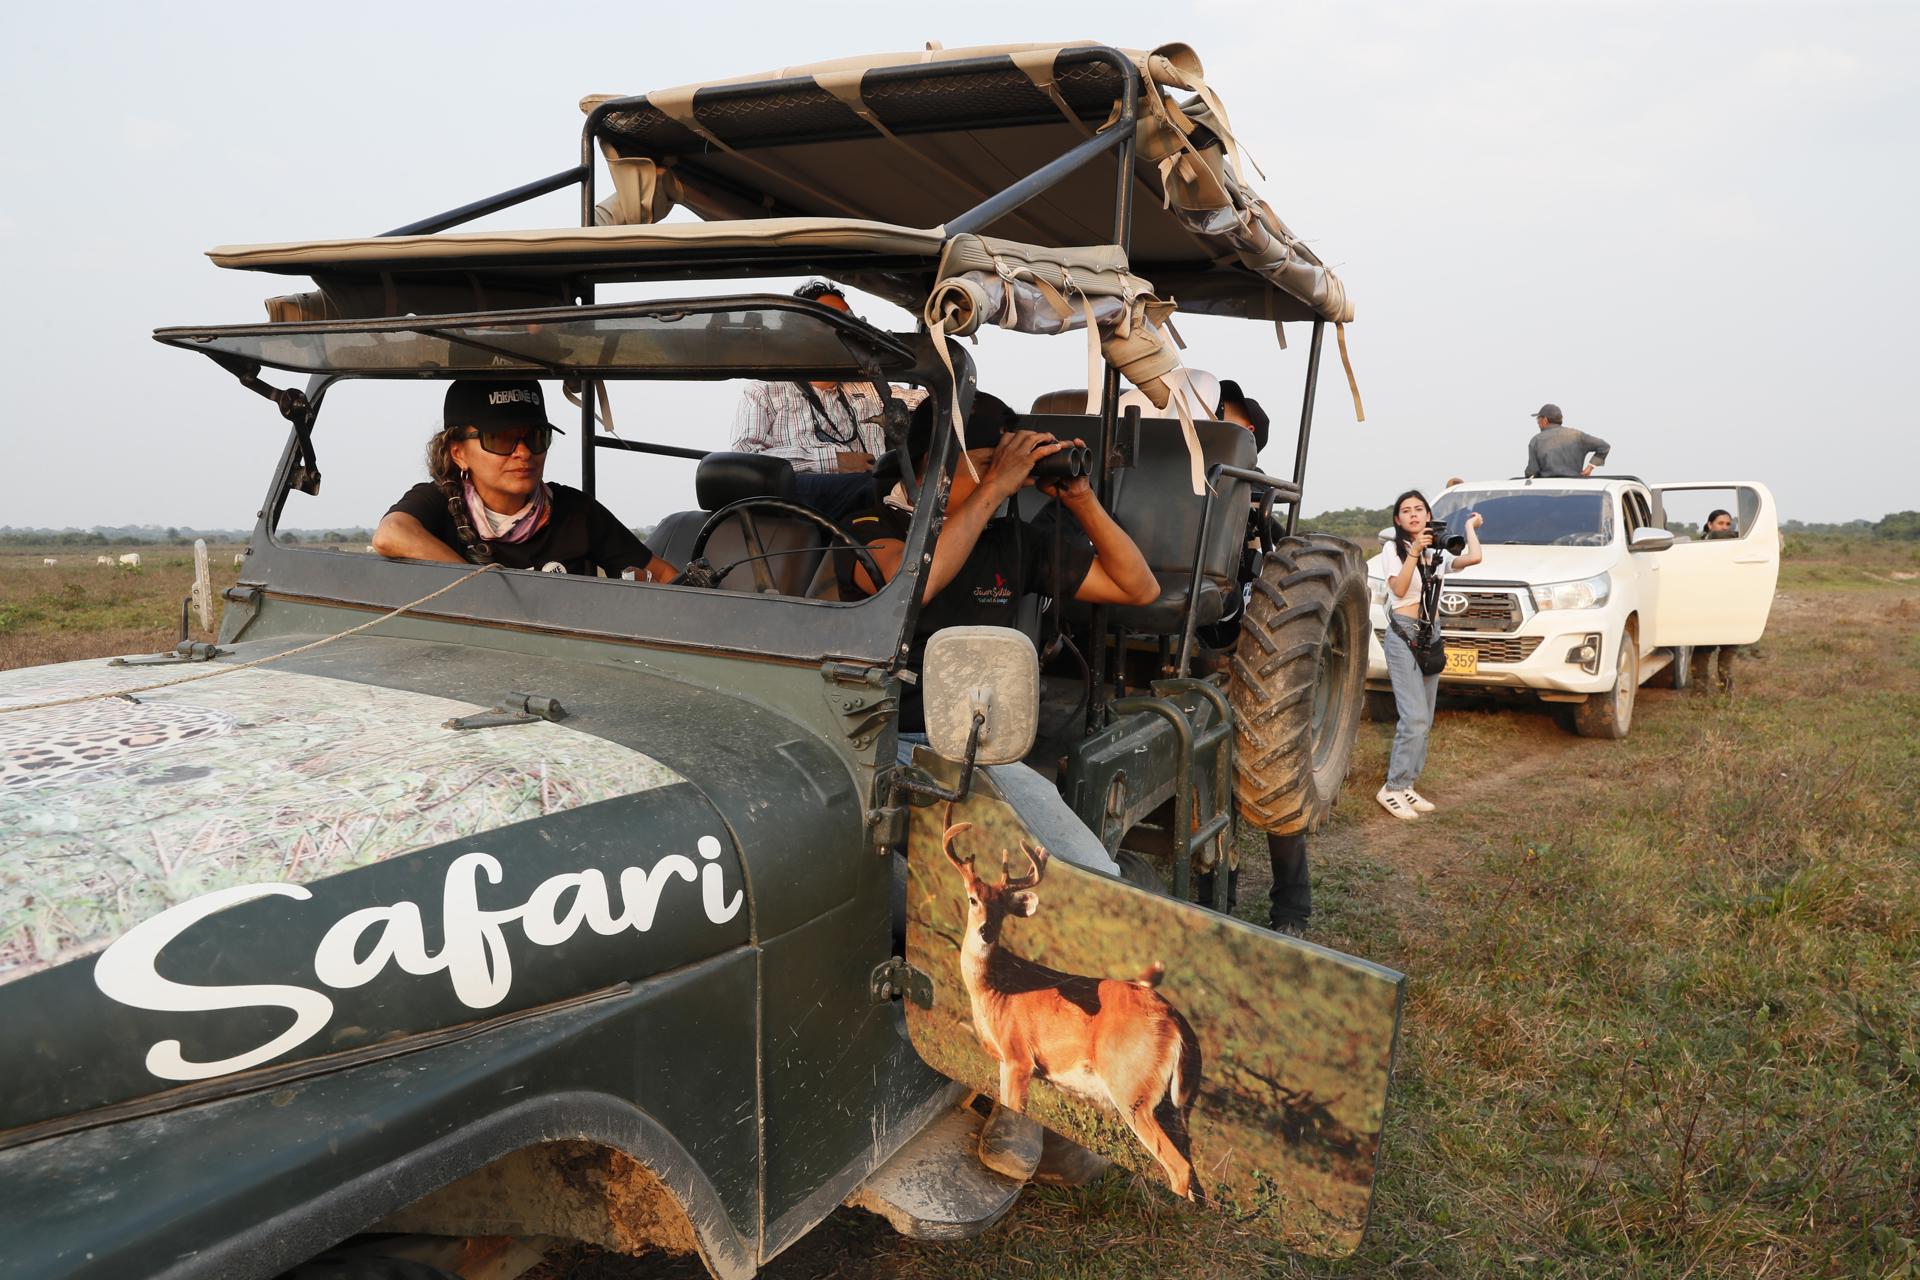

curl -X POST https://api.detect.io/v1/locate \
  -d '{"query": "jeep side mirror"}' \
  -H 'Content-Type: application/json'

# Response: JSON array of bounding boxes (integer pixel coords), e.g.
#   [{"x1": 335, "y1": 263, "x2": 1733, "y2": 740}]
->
[
  {"x1": 921, "y1": 626, "x2": 1039, "y2": 767},
  {"x1": 1630, "y1": 527, "x2": 1676, "y2": 553}
]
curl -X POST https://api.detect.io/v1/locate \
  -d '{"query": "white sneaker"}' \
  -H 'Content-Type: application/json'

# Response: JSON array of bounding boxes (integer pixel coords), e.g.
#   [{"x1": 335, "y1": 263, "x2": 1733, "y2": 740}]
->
[
  {"x1": 1404, "y1": 789, "x2": 1436, "y2": 814},
  {"x1": 1376, "y1": 787, "x2": 1420, "y2": 821}
]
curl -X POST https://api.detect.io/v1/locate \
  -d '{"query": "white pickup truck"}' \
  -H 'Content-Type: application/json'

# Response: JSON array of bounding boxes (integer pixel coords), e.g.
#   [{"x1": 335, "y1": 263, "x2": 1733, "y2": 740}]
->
[{"x1": 1364, "y1": 477, "x2": 1780, "y2": 738}]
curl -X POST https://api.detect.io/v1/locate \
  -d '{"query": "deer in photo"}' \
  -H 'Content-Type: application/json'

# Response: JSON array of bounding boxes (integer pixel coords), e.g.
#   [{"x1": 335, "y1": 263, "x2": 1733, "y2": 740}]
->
[{"x1": 942, "y1": 814, "x2": 1204, "y2": 1200}]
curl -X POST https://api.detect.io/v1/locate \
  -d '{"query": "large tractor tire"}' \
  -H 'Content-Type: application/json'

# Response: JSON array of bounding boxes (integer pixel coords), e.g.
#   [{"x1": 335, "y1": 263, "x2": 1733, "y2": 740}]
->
[{"x1": 1229, "y1": 533, "x2": 1370, "y2": 835}]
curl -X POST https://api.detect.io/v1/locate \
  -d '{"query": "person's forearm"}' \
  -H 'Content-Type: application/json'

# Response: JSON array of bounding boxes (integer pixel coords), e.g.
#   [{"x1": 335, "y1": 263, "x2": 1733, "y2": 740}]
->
[
  {"x1": 372, "y1": 513, "x2": 466, "y2": 563},
  {"x1": 920, "y1": 486, "x2": 1001, "y2": 602},
  {"x1": 1453, "y1": 525, "x2": 1484, "y2": 568},
  {"x1": 1064, "y1": 493, "x2": 1157, "y2": 600}
]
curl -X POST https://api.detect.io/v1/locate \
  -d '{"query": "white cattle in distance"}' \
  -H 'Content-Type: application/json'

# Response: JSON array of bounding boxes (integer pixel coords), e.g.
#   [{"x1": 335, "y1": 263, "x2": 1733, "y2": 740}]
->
[
  {"x1": 42, "y1": 558, "x2": 57, "y2": 566},
  {"x1": 96, "y1": 555, "x2": 112, "y2": 565},
  {"x1": 117, "y1": 553, "x2": 142, "y2": 568},
  {"x1": 233, "y1": 553, "x2": 246, "y2": 567}
]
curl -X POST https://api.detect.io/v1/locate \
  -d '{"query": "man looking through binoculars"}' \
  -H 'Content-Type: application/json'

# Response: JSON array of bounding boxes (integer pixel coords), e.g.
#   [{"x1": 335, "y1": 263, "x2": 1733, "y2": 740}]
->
[{"x1": 842, "y1": 393, "x2": 1157, "y2": 733}]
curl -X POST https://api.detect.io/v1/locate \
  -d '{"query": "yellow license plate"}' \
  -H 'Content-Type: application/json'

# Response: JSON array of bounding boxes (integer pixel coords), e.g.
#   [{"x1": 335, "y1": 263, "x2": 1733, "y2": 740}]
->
[{"x1": 1444, "y1": 646, "x2": 1478, "y2": 676}]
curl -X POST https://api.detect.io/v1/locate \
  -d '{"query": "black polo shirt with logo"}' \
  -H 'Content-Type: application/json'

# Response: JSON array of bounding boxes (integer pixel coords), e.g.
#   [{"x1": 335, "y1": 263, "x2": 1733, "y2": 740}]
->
[
  {"x1": 847, "y1": 503, "x2": 1096, "y2": 729},
  {"x1": 387, "y1": 482, "x2": 654, "y2": 576}
]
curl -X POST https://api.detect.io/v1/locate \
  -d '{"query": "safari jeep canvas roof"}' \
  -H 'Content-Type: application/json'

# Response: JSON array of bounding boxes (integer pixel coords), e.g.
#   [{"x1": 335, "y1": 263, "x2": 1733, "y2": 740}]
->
[{"x1": 206, "y1": 43, "x2": 1352, "y2": 328}]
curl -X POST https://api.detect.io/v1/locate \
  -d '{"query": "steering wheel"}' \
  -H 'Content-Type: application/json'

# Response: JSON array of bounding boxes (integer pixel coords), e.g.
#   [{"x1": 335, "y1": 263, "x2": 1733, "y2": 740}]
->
[{"x1": 682, "y1": 496, "x2": 885, "y2": 594}]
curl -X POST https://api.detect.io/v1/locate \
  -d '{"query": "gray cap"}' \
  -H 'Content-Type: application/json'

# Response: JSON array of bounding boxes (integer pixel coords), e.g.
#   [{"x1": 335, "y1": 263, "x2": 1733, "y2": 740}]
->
[{"x1": 1532, "y1": 403, "x2": 1563, "y2": 423}]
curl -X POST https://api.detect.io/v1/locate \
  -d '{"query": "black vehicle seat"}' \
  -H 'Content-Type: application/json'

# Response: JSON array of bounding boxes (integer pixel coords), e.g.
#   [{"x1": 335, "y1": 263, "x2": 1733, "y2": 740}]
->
[
  {"x1": 649, "y1": 453, "x2": 827, "y2": 596},
  {"x1": 1027, "y1": 390, "x2": 1258, "y2": 635},
  {"x1": 1099, "y1": 420, "x2": 1256, "y2": 633}
]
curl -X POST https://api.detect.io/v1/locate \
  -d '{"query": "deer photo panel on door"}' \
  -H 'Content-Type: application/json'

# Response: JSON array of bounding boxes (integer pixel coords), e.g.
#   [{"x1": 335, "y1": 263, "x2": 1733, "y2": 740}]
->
[{"x1": 903, "y1": 761, "x2": 1405, "y2": 1258}]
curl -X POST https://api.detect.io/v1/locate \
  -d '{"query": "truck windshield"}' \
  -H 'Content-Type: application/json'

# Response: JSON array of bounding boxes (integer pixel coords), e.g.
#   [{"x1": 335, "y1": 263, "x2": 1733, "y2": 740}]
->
[{"x1": 1432, "y1": 489, "x2": 1613, "y2": 547}]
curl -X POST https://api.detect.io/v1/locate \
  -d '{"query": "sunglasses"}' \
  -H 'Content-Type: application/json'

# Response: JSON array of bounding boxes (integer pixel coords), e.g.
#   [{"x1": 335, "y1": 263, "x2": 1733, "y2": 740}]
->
[{"x1": 456, "y1": 424, "x2": 555, "y2": 456}]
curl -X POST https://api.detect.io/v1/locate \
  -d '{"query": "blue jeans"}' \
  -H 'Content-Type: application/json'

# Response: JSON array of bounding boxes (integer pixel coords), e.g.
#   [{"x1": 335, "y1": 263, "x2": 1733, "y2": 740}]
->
[
  {"x1": 1383, "y1": 615, "x2": 1440, "y2": 791},
  {"x1": 895, "y1": 735, "x2": 1119, "y2": 875},
  {"x1": 792, "y1": 471, "x2": 877, "y2": 526}
]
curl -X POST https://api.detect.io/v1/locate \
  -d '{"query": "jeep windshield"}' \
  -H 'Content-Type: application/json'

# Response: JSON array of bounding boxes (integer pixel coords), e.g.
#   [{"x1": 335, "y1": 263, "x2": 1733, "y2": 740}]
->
[
  {"x1": 155, "y1": 296, "x2": 946, "y2": 666},
  {"x1": 1432, "y1": 488, "x2": 1614, "y2": 547}
]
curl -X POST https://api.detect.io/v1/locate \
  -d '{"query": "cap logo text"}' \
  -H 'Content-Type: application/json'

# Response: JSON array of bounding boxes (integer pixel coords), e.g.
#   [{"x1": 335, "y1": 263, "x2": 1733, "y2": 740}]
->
[{"x1": 488, "y1": 389, "x2": 541, "y2": 407}]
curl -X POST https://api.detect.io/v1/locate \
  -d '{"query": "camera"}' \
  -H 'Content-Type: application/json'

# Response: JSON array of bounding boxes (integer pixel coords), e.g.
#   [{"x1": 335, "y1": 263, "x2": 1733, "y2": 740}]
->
[
  {"x1": 1426, "y1": 519, "x2": 1468, "y2": 557},
  {"x1": 1030, "y1": 442, "x2": 1092, "y2": 481}
]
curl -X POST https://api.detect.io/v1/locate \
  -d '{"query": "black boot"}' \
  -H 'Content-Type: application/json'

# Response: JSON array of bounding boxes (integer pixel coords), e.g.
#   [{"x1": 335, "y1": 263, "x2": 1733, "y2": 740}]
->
[{"x1": 1267, "y1": 831, "x2": 1311, "y2": 934}]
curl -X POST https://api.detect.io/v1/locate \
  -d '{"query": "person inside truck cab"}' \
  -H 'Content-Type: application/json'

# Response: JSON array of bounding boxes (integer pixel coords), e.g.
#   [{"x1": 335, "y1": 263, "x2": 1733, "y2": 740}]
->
[
  {"x1": 373, "y1": 379, "x2": 677, "y2": 580},
  {"x1": 1704, "y1": 508, "x2": 1736, "y2": 539},
  {"x1": 844, "y1": 393, "x2": 1158, "y2": 728}
]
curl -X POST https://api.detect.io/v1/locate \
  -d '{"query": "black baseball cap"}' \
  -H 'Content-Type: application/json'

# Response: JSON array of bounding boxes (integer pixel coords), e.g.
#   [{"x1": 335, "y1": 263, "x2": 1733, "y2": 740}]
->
[
  {"x1": 444, "y1": 380, "x2": 562, "y2": 432},
  {"x1": 1217, "y1": 378, "x2": 1272, "y2": 451},
  {"x1": 1532, "y1": 403, "x2": 1564, "y2": 423}
]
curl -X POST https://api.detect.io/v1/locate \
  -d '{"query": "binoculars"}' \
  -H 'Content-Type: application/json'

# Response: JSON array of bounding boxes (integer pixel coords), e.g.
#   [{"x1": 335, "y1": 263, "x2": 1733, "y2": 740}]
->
[{"x1": 1030, "y1": 443, "x2": 1093, "y2": 481}]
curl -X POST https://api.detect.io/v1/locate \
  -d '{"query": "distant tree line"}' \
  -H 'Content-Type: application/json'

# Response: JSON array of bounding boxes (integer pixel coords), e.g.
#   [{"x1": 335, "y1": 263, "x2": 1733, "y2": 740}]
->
[{"x1": 0, "y1": 526, "x2": 372, "y2": 547}]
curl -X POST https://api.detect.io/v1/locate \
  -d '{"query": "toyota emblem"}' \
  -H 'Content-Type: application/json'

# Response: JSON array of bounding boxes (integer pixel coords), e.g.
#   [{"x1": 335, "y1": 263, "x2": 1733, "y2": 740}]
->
[{"x1": 1439, "y1": 592, "x2": 1469, "y2": 617}]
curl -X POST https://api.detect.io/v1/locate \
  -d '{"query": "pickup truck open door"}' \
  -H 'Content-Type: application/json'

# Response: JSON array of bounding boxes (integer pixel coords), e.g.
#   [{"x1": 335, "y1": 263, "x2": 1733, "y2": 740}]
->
[{"x1": 1643, "y1": 481, "x2": 1780, "y2": 647}]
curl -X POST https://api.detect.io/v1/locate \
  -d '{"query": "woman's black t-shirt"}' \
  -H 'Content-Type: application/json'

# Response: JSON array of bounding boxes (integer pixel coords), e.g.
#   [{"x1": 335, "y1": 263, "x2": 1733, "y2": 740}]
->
[
  {"x1": 387, "y1": 482, "x2": 654, "y2": 576},
  {"x1": 846, "y1": 503, "x2": 1096, "y2": 729}
]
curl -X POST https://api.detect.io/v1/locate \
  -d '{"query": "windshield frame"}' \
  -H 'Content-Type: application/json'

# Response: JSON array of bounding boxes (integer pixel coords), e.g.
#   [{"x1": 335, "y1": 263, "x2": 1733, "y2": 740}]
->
[
  {"x1": 154, "y1": 295, "x2": 917, "y2": 381},
  {"x1": 189, "y1": 308, "x2": 963, "y2": 668}
]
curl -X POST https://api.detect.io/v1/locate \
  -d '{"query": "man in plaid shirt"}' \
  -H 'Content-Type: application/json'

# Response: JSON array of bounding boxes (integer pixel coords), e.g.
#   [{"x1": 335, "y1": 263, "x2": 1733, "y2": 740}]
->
[{"x1": 730, "y1": 282, "x2": 924, "y2": 522}]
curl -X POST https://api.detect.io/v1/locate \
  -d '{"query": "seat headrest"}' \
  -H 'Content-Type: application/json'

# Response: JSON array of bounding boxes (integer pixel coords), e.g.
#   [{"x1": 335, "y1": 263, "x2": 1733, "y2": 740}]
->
[
  {"x1": 696, "y1": 452, "x2": 797, "y2": 511},
  {"x1": 1030, "y1": 388, "x2": 1089, "y2": 415}
]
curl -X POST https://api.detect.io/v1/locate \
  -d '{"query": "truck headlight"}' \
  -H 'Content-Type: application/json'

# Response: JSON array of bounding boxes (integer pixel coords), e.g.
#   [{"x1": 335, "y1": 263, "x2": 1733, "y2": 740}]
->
[
  {"x1": 1368, "y1": 577, "x2": 1386, "y2": 608},
  {"x1": 1531, "y1": 572, "x2": 1611, "y2": 611}
]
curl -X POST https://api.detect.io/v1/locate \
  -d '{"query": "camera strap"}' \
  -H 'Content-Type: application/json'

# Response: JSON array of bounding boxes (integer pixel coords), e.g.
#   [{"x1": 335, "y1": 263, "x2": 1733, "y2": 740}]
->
[{"x1": 794, "y1": 381, "x2": 862, "y2": 447}]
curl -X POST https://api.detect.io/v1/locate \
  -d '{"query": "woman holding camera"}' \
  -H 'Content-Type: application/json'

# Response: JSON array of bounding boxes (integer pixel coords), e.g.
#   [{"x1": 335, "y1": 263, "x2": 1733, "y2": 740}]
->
[{"x1": 1376, "y1": 490, "x2": 1482, "y2": 819}]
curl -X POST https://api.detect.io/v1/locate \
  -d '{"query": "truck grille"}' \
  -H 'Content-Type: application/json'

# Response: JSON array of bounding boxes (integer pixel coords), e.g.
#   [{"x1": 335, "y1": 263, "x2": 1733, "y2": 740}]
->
[
  {"x1": 1449, "y1": 635, "x2": 1544, "y2": 664},
  {"x1": 1375, "y1": 631, "x2": 1545, "y2": 665},
  {"x1": 1437, "y1": 589, "x2": 1524, "y2": 632}
]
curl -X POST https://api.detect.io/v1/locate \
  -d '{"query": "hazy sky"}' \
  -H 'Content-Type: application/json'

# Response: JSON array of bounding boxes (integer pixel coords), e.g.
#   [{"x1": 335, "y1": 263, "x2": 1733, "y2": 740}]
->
[{"x1": 2, "y1": 1, "x2": 1912, "y2": 531}]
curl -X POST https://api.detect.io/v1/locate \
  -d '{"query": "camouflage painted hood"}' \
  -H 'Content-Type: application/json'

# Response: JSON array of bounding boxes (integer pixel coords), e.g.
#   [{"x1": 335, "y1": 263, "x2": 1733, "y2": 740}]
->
[{"x1": 0, "y1": 657, "x2": 681, "y2": 987}]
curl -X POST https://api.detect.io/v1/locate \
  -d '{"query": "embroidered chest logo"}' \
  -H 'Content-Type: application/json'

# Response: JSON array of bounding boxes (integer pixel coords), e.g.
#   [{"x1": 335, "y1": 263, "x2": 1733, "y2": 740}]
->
[{"x1": 972, "y1": 572, "x2": 1014, "y2": 606}]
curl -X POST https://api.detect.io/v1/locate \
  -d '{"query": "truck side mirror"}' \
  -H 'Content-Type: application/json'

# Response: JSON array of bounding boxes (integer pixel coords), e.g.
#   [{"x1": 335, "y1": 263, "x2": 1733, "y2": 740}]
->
[
  {"x1": 1630, "y1": 527, "x2": 1676, "y2": 553},
  {"x1": 921, "y1": 626, "x2": 1040, "y2": 766}
]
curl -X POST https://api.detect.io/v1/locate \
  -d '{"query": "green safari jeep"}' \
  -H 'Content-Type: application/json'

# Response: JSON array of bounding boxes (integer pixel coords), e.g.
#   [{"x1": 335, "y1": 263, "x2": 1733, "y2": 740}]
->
[{"x1": 0, "y1": 42, "x2": 1397, "y2": 1279}]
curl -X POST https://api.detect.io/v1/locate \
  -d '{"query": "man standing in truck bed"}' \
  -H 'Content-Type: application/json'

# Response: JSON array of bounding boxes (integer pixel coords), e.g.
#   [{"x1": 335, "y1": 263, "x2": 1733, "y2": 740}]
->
[{"x1": 1524, "y1": 403, "x2": 1612, "y2": 478}]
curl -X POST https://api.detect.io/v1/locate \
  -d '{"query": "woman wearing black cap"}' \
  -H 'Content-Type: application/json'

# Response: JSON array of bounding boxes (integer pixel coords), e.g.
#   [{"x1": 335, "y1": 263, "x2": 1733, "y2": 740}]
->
[{"x1": 373, "y1": 379, "x2": 674, "y2": 580}]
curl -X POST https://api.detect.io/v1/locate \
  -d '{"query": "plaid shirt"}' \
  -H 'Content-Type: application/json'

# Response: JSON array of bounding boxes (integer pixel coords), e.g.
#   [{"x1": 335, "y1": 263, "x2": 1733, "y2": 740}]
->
[{"x1": 729, "y1": 381, "x2": 925, "y2": 474}]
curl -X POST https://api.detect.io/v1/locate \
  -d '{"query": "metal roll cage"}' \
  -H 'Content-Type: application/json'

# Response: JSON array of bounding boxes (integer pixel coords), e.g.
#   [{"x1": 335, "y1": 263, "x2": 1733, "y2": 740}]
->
[{"x1": 359, "y1": 44, "x2": 1332, "y2": 718}]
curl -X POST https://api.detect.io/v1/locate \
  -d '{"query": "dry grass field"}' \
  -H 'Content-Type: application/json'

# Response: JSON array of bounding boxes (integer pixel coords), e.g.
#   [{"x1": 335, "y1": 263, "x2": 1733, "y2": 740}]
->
[
  {"x1": 0, "y1": 547, "x2": 243, "y2": 669},
  {"x1": 4, "y1": 537, "x2": 1917, "y2": 1278}
]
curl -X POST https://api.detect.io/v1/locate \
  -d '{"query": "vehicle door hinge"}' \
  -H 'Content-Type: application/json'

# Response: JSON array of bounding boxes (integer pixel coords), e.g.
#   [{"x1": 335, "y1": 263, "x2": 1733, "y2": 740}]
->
[
  {"x1": 445, "y1": 691, "x2": 567, "y2": 732},
  {"x1": 108, "y1": 640, "x2": 225, "y2": 669},
  {"x1": 870, "y1": 957, "x2": 932, "y2": 1009},
  {"x1": 822, "y1": 661, "x2": 894, "y2": 750},
  {"x1": 221, "y1": 581, "x2": 265, "y2": 643}
]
